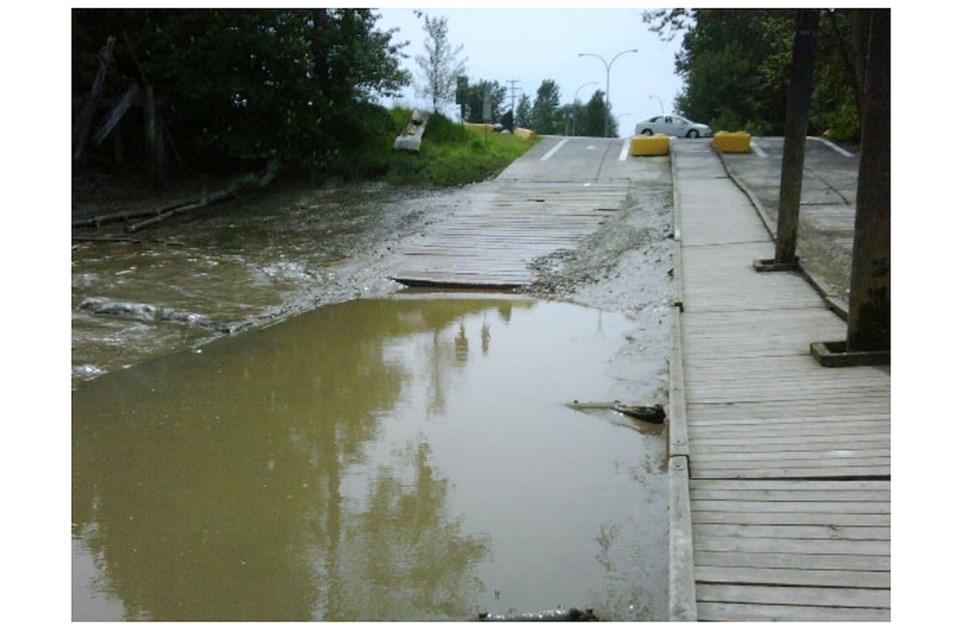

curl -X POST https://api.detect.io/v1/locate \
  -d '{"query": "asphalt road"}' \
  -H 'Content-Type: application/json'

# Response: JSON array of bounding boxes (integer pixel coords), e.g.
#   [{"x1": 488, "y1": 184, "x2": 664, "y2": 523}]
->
[
  {"x1": 500, "y1": 134, "x2": 664, "y2": 184},
  {"x1": 505, "y1": 132, "x2": 863, "y2": 303},
  {"x1": 719, "y1": 136, "x2": 862, "y2": 302}
]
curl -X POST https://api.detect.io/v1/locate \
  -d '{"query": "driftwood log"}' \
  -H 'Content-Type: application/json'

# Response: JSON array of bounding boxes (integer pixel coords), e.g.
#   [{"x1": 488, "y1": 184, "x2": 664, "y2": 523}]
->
[
  {"x1": 124, "y1": 159, "x2": 279, "y2": 233},
  {"x1": 566, "y1": 401, "x2": 666, "y2": 424},
  {"x1": 478, "y1": 607, "x2": 598, "y2": 622},
  {"x1": 73, "y1": 197, "x2": 196, "y2": 229},
  {"x1": 71, "y1": 236, "x2": 184, "y2": 246}
]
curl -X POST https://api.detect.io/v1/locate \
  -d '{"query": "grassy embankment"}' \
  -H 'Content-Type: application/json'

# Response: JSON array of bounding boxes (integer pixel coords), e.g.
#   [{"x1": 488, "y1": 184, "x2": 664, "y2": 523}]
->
[{"x1": 336, "y1": 107, "x2": 539, "y2": 187}]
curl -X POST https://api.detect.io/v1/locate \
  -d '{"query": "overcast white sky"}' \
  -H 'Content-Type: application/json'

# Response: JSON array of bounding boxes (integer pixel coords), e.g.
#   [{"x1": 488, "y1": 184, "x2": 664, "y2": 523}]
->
[{"x1": 374, "y1": 4, "x2": 685, "y2": 137}]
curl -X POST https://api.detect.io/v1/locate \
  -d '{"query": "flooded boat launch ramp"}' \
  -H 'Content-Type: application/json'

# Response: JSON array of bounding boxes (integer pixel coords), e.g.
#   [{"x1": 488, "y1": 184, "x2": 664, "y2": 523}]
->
[
  {"x1": 72, "y1": 293, "x2": 668, "y2": 621},
  {"x1": 391, "y1": 180, "x2": 629, "y2": 288}
]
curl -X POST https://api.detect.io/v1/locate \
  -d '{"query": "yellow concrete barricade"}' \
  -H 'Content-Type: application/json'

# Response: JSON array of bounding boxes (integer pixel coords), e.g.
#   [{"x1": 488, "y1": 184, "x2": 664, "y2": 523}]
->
[
  {"x1": 631, "y1": 134, "x2": 670, "y2": 156},
  {"x1": 463, "y1": 122, "x2": 495, "y2": 132},
  {"x1": 513, "y1": 127, "x2": 536, "y2": 140},
  {"x1": 712, "y1": 131, "x2": 752, "y2": 153}
]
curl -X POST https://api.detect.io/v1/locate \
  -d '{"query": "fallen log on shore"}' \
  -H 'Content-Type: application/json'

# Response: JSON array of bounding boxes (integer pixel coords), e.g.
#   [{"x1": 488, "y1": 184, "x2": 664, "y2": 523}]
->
[
  {"x1": 125, "y1": 159, "x2": 278, "y2": 233},
  {"x1": 125, "y1": 189, "x2": 234, "y2": 232},
  {"x1": 72, "y1": 198, "x2": 195, "y2": 229},
  {"x1": 71, "y1": 235, "x2": 184, "y2": 246},
  {"x1": 73, "y1": 160, "x2": 280, "y2": 233}
]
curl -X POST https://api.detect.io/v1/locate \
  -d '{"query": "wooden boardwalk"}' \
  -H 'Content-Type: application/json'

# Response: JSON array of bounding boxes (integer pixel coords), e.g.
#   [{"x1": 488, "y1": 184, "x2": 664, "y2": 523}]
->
[{"x1": 669, "y1": 140, "x2": 891, "y2": 621}]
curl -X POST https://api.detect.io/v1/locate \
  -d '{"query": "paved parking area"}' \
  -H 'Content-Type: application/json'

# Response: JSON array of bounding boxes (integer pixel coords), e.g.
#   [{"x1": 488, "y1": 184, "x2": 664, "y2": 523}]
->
[{"x1": 717, "y1": 137, "x2": 860, "y2": 303}]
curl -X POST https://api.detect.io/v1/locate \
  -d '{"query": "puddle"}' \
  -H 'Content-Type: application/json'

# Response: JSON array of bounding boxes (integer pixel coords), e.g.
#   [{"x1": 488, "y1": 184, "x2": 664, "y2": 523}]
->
[{"x1": 72, "y1": 293, "x2": 667, "y2": 621}]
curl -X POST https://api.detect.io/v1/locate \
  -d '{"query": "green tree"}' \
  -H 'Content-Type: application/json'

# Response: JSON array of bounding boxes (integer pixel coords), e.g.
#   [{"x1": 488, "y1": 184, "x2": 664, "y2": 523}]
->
[
  {"x1": 582, "y1": 90, "x2": 615, "y2": 137},
  {"x1": 414, "y1": 12, "x2": 467, "y2": 114},
  {"x1": 461, "y1": 79, "x2": 507, "y2": 124},
  {"x1": 530, "y1": 79, "x2": 563, "y2": 135},
  {"x1": 514, "y1": 93, "x2": 532, "y2": 129},
  {"x1": 644, "y1": 8, "x2": 863, "y2": 139},
  {"x1": 72, "y1": 9, "x2": 410, "y2": 171}
]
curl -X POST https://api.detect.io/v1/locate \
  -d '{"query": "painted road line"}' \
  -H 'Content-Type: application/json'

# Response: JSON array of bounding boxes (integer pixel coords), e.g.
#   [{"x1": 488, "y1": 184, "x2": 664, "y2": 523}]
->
[
  {"x1": 750, "y1": 140, "x2": 768, "y2": 159},
  {"x1": 619, "y1": 138, "x2": 631, "y2": 161},
  {"x1": 540, "y1": 137, "x2": 571, "y2": 162},
  {"x1": 810, "y1": 136, "x2": 856, "y2": 158}
]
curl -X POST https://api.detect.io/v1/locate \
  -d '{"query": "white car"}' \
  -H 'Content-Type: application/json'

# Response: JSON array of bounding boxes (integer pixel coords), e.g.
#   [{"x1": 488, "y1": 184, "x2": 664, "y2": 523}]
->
[{"x1": 635, "y1": 115, "x2": 713, "y2": 138}]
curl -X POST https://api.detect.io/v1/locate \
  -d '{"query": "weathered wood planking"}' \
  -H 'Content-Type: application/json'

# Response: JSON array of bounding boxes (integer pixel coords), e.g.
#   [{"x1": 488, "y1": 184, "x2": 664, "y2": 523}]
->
[
  {"x1": 697, "y1": 602, "x2": 889, "y2": 622},
  {"x1": 693, "y1": 523, "x2": 890, "y2": 539},
  {"x1": 670, "y1": 141, "x2": 890, "y2": 622},
  {"x1": 392, "y1": 180, "x2": 629, "y2": 287},
  {"x1": 695, "y1": 566, "x2": 890, "y2": 589}
]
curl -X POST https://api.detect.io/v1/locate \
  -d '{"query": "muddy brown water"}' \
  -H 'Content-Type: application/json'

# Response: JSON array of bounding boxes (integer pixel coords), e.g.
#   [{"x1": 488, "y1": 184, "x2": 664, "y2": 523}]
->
[
  {"x1": 72, "y1": 182, "x2": 671, "y2": 621},
  {"x1": 72, "y1": 182, "x2": 459, "y2": 386},
  {"x1": 73, "y1": 294, "x2": 667, "y2": 621}
]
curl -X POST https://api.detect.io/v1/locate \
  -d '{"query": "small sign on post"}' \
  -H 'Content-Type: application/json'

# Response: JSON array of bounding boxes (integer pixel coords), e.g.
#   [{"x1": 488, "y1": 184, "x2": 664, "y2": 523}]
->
[{"x1": 482, "y1": 88, "x2": 492, "y2": 143}]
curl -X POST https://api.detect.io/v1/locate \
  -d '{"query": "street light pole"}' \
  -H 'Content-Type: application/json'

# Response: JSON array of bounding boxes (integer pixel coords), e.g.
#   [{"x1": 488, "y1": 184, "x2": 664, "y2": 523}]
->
[
  {"x1": 578, "y1": 49, "x2": 638, "y2": 137},
  {"x1": 571, "y1": 81, "x2": 598, "y2": 136},
  {"x1": 649, "y1": 95, "x2": 664, "y2": 116}
]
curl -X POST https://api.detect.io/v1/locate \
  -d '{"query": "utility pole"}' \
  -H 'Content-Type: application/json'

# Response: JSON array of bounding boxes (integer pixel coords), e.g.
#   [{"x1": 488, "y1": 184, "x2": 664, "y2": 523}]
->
[
  {"x1": 506, "y1": 79, "x2": 521, "y2": 115},
  {"x1": 772, "y1": 9, "x2": 819, "y2": 268},
  {"x1": 846, "y1": 8, "x2": 890, "y2": 354}
]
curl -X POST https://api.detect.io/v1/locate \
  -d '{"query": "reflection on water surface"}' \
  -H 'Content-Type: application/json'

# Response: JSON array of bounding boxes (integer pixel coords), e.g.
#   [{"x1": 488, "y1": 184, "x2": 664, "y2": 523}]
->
[{"x1": 72, "y1": 294, "x2": 667, "y2": 621}]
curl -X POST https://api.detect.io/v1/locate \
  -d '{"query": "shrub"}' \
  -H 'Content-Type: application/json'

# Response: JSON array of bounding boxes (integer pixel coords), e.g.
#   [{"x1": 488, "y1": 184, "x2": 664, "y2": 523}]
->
[{"x1": 822, "y1": 102, "x2": 861, "y2": 144}]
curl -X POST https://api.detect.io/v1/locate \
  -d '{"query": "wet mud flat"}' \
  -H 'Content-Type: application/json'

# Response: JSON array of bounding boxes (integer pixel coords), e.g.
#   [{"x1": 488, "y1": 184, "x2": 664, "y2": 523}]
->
[
  {"x1": 72, "y1": 181, "x2": 464, "y2": 386},
  {"x1": 72, "y1": 179, "x2": 675, "y2": 621}
]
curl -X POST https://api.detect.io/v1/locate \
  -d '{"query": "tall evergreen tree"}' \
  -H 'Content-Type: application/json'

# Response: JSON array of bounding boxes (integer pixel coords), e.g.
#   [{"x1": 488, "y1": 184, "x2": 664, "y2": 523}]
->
[
  {"x1": 583, "y1": 90, "x2": 614, "y2": 138},
  {"x1": 530, "y1": 79, "x2": 562, "y2": 135},
  {"x1": 514, "y1": 94, "x2": 532, "y2": 129}
]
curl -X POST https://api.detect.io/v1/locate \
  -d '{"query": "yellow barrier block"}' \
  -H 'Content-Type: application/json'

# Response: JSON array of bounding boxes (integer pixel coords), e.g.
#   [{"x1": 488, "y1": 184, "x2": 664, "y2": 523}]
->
[
  {"x1": 463, "y1": 122, "x2": 491, "y2": 132},
  {"x1": 513, "y1": 127, "x2": 536, "y2": 140},
  {"x1": 631, "y1": 134, "x2": 670, "y2": 156},
  {"x1": 712, "y1": 131, "x2": 752, "y2": 153}
]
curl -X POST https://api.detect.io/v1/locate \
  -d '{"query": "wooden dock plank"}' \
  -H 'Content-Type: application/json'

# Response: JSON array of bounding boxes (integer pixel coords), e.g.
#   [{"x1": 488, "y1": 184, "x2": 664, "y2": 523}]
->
[
  {"x1": 693, "y1": 523, "x2": 890, "y2": 540},
  {"x1": 691, "y1": 478, "x2": 889, "y2": 491},
  {"x1": 669, "y1": 141, "x2": 890, "y2": 621},
  {"x1": 694, "y1": 535, "x2": 889, "y2": 555},
  {"x1": 696, "y1": 583, "x2": 889, "y2": 608},
  {"x1": 693, "y1": 550, "x2": 890, "y2": 571},
  {"x1": 695, "y1": 565, "x2": 890, "y2": 589},
  {"x1": 692, "y1": 462, "x2": 890, "y2": 477},
  {"x1": 697, "y1": 601, "x2": 889, "y2": 622}
]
